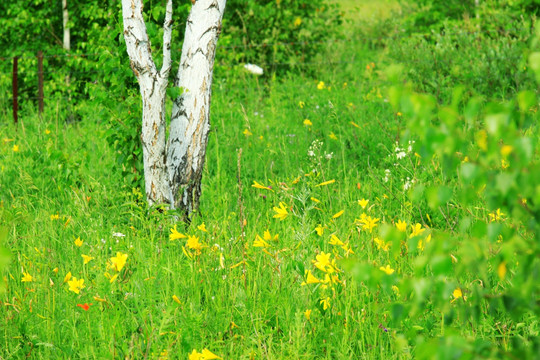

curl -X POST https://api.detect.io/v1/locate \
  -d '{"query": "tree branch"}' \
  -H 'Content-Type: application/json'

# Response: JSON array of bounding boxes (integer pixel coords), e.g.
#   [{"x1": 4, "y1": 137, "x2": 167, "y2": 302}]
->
[
  {"x1": 160, "y1": 0, "x2": 173, "y2": 79},
  {"x1": 122, "y1": 0, "x2": 157, "y2": 78}
]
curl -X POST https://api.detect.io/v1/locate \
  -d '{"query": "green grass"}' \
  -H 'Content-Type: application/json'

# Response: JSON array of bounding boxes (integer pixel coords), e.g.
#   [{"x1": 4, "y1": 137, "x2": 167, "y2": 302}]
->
[
  {"x1": 338, "y1": 0, "x2": 401, "y2": 22},
  {"x1": 0, "y1": 8, "x2": 539, "y2": 360}
]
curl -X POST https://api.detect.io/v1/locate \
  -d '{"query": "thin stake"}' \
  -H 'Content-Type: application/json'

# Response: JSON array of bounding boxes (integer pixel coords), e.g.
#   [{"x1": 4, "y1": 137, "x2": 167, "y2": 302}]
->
[
  {"x1": 37, "y1": 51, "x2": 44, "y2": 115},
  {"x1": 12, "y1": 56, "x2": 18, "y2": 124}
]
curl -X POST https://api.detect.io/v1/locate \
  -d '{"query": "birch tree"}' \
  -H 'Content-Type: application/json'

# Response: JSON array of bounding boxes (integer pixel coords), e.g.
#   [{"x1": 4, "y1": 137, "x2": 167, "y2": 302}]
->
[
  {"x1": 122, "y1": 0, "x2": 226, "y2": 217},
  {"x1": 62, "y1": 0, "x2": 70, "y2": 51}
]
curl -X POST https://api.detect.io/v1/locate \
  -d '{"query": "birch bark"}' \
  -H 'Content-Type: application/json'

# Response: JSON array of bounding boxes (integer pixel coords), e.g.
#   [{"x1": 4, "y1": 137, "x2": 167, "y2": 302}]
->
[
  {"x1": 167, "y1": 0, "x2": 226, "y2": 214},
  {"x1": 121, "y1": 0, "x2": 226, "y2": 216},
  {"x1": 122, "y1": 0, "x2": 173, "y2": 205},
  {"x1": 62, "y1": 0, "x2": 70, "y2": 51}
]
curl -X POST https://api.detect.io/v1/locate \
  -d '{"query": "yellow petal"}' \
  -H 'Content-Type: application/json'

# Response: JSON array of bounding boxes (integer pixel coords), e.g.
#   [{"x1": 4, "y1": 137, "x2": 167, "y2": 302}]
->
[{"x1": 315, "y1": 179, "x2": 335, "y2": 187}]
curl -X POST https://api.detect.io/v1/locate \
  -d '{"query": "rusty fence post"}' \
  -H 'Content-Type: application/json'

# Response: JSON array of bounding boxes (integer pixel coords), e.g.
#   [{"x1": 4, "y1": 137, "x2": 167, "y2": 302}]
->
[
  {"x1": 37, "y1": 51, "x2": 44, "y2": 115},
  {"x1": 12, "y1": 56, "x2": 18, "y2": 124}
]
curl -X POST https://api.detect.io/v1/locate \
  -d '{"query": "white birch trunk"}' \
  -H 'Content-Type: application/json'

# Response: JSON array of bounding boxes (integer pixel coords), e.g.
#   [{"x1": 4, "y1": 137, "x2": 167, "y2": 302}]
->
[
  {"x1": 122, "y1": 0, "x2": 173, "y2": 205},
  {"x1": 62, "y1": 0, "x2": 70, "y2": 51},
  {"x1": 167, "y1": 0, "x2": 226, "y2": 214},
  {"x1": 122, "y1": 0, "x2": 226, "y2": 216}
]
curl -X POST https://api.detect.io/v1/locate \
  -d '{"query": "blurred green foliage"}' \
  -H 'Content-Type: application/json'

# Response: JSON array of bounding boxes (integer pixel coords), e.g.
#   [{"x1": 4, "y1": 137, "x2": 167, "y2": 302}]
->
[{"x1": 219, "y1": 0, "x2": 342, "y2": 73}]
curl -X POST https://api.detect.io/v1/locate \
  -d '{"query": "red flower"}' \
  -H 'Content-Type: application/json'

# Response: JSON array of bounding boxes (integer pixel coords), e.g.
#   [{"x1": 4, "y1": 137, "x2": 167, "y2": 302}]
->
[{"x1": 77, "y1": 303, "x2": 92, "y2": 311}]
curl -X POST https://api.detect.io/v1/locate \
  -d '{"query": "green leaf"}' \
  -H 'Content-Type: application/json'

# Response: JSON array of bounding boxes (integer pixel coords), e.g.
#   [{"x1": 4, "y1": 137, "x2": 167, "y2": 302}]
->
[
  {"x1": 426, "y1": 186, "x2": 452, "y2": 210},
  {"x1": 495, "y1": 172, "x2": 515, "y2": 197},
  {"x1": 167, "y1": 86, "x2": 184, "y2": 101},
  {"x1": 528, "y1": 52, "x2": 540, "y2": 82}
]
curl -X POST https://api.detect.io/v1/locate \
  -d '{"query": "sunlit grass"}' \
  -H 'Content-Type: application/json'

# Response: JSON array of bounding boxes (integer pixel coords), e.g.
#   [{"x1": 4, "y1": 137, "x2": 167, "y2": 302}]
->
[{"x1": 0, "y1": 5, "x2": 538, "y2": 358}]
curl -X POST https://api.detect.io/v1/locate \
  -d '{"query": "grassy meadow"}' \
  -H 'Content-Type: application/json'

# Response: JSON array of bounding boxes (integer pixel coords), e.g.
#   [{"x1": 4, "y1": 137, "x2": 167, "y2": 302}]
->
[{"x1": 1, "y1": 0, "x2": 539, "y2": 359}]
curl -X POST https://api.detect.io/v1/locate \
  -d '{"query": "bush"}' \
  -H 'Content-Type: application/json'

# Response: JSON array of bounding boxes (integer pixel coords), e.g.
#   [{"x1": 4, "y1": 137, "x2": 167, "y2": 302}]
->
[{"x1": 218, "y1": 0, "x2": 343, "y2": 75}]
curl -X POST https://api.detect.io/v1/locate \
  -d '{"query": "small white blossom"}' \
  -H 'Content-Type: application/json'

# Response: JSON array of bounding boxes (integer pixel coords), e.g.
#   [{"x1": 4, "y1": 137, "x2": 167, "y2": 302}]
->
[
  {"x1": 112, "y1": 232, "x2": 126, "y2": 237},
  {"x1": 384, "y1": 169, "x2": 391, "y2": 183},
  {"x1": 244, "y1": 63, "x2": 264, "y2": 75},
  {"x1": 403, "y1": 177, "x2": 412, "y2": 191}
]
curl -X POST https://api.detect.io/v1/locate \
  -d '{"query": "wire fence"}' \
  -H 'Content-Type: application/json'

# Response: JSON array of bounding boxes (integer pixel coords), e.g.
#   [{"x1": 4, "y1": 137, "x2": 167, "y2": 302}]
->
[{"x1": 1, "y1": 32, "x2": 529, "y2": 123}]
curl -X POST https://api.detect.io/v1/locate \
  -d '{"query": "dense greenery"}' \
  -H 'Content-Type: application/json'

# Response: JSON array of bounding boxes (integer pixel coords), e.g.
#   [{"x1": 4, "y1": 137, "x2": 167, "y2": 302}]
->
[{"x1": 0, "y1": 0, "x2": 539, "y2": 358}]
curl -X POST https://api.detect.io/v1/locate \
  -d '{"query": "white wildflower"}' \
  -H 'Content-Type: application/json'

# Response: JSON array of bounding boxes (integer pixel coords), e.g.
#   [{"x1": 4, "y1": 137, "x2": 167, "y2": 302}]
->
[
  {"x1": 244, "y1": 63, "x2": 264, "y2": 75},
  {"x1": 384, "y1": 169, "x2": 391, "y2": 183}
]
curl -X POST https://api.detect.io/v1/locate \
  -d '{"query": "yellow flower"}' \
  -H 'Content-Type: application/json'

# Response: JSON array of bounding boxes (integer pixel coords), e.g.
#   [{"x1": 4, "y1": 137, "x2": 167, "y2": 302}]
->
[
  {"x1": 501, "y1": 159, "x2": 509, "y2": 169},
  {"x1": 189, "y1": 349, "x2": 221, "y2": 360},
  {"x1": 109, "y1": 252, "x2": 128, "y2": 272},
  {"x1": 329, "y1": 132, "x2": 338, "y2": 140},
  {"x1": 301, "y1": 270, "x2": 321, "y2": 285},
  {"x1": 397, "y1": 112, "x2": 402, "y2": 116},
  {"x1": 12, "y1": 144, "x2": 19, "y2": 152},
  {"x1": 242, "y1": 128, "x2": 252, "y2": 136},
  {"x1": 410, "y1": 223, "x2": 425, "y2": 237},
  {"x1": 21, "y1": 272, "x2": 33, "y2": 282},
  {"x1": 298, "y1": 101, "x2": 305, "y2": 108},
  {"x1": 81, "y1": 255, "x2": 94, "y2": 265},
  {"x1": 374, "y1": 237, "x2": 390, "y2": 251},
  {"x1": 63, "y1": 271, "x2": 72, "y2": 283},
  {"x1": 392, "y1": 285, "x2": 400, "y2": 296},
  {"x1": 315, "y1": 179, "x2": 335, "y2": 187},
  {"x1": 273, "y1": 202, "x2": 288, "y2": 220},
  {"x1": 320, "y1": 297, "x2": 331, "y2": 310},
  {"x1": 341, "y1": 242, "x2": 355, "y2": 256},
  {"x1": 74, "y1": 237, "x2": 83, "y2": 247},
  {"x1": 172, "y1": 295, "x2": 181, "y2": 305},
  {"x1": 304, "y1": 309, "x2": 312, "y2": 321},
  {"x1": 187, "y1": 235, "x2": 203, "y2": 252},
  {"x1": 332, "y1": 210, "x2": 344, "y2": 219},
  {"x1": 476, "y1": 130, "x2": 488, "y2": 151},
  {"x1": 313, "y1": 252, "x2": 331, "y2": 272},
  {"x1": 358, "y1": 198, "x2": 369, "y2": 209},
  {"x1": 252, "y1": 180, "x2": 274, "y2": 192},
  {"x1": 500, "y1": 145, "x2": 513, "y2": 157},
  {"x1": 303, "y1": 119, "x2": 313, "y2": 126},
  {"x1": 50, "y1": 214, "x2": 60, "y2": 220},
  {"x1": 108, "y1": 273, "x2": 119, "y2": 283},
  {"x1": 317, "y1": 81, "x2": 325, "y2": 90},
  {"x1": 68, "y1": 277, "x2": 85, "y2": 294},
  {"x1": 356, "y1": 215, "x2": 379, "y2": 233},
  {"x1": 396, "y1": 219, "x2": 407, "y2": 232},
  {"x1": 497, "y1": 261, "x2": 507, "y2": 280},
  {"x1": 263, "y1": 230, "x2": 278, "y2": 242},
  {"x1": 253, "y1": 235, "x2": 270, "y2": 248},
  {"x1": 197, "y1": 223, "x2": 207, "y2": 232},
  {"x1": 488, "y1": 209, "x2": 505, "y2": 222},
  {"x1": 379, "y1": 265, "x2": 395, "y2": 275},
  {"x1": 169, "y1": 225, "x2": 187, "y2": 241},
  {"x1": 293, "y1": 17, "x2": 302, "y2": 27},
  {"x1": 45, "y1": 129, "x2": 51, "y2": 134},
  {"x1": 310, "y1": 197, "x2": 320, "y2": 203},
  {"x1": 451, "y1": 287, "x2": 463, "y2": 303},
  {"x1": 329, "y1": 234, "x2": 344, "y2": 246}
]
